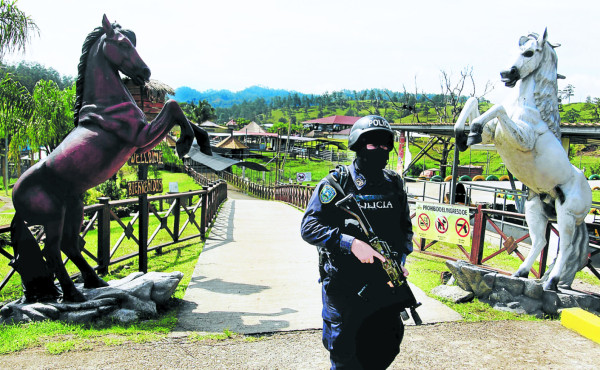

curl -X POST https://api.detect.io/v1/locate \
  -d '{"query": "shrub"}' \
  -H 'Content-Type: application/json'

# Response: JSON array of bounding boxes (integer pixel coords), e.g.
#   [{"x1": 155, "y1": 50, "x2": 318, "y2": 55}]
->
[{"x1": 96, "y1": 177, "x2": 124, "y2": 200}]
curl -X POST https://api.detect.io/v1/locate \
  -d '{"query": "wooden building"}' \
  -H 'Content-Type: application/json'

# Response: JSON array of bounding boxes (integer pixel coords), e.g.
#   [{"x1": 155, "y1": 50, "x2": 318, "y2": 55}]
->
[{"x1": 124, "y1": 78, "x2": 175, "y2": 121}]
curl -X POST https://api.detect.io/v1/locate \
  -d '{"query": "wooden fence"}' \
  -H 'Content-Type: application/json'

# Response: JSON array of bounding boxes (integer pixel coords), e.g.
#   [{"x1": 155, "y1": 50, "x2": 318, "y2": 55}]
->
[
  {"x1": 0, "y1": 167, "x2": 227, "y2": 296},
  {"x1": 217, "y1": 172, "x2": 600, "y2": 280},
  {"x1": 221, "y1": 171, "x2": 314, "y2": 209}
]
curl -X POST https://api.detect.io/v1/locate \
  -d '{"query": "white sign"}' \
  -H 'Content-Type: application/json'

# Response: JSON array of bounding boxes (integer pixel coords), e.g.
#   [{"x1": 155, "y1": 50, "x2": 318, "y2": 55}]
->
[
  {"x1": 413, "y1": 202, "x2": 471, "y2": 246},
  {"x1": 169, "y1": 182, "x2": 179, "y2": 193},
  {"x1": 296, "y1": 172, "x2": 312, "y2": 183}
]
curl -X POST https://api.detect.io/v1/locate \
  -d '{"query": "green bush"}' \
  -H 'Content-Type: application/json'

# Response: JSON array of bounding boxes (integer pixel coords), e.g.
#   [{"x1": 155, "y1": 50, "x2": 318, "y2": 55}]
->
[
  {"x1": 83, "y1": 188, "x2": 102, "y2": 206},
  {"x1": 96, "y1": 177, "x2": 124, "y2": 200}
]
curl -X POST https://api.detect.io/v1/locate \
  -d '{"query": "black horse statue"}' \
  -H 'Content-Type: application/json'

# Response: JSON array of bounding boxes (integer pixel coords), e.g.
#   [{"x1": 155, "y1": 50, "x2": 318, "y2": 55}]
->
[{"x1": 10, "y1": 14, "x2": 211, "y2": 302}]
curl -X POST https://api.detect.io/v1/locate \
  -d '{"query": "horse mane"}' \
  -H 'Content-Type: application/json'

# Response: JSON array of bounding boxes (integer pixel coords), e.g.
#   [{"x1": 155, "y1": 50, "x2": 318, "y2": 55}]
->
[
  {"x1": 533, "y1": 38, "x2": 561, "y2": 139},
  {"x1": 73, "y1": 22, "x2": 136, "y2": 127}
]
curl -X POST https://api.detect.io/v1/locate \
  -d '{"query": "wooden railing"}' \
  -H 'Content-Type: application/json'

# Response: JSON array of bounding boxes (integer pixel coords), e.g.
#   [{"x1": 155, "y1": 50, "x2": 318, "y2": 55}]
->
[
  {"x1": 221, "y1": 171, "x2": 314, "y2": 209},
  {"x1": 218, "y1": 172, "x2": 600, "y2": 281},
  {"x1": 0, "y1": 168, "x2": 227, "y2": 296}
]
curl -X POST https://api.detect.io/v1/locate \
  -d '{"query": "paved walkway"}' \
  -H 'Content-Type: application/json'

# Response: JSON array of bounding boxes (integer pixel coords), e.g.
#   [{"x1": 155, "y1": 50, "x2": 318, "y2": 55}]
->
[{"x1": 174, "y1": 187, "x2": 461, "y2": 335}]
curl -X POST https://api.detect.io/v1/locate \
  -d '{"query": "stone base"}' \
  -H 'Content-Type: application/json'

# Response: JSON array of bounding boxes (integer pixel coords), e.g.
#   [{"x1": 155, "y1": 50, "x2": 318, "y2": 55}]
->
[
  {"x1": 0, "y1": 271, "x2": 183, "y2": 325},
  {"x1": 434, "y1": 260, "x2": 600, "y2": 317}
]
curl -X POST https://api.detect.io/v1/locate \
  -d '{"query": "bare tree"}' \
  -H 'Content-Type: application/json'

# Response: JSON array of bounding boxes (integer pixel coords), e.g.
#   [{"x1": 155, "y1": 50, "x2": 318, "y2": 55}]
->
[{"x1": 415, "y1": 67, "x2": 493, "y2": 178}]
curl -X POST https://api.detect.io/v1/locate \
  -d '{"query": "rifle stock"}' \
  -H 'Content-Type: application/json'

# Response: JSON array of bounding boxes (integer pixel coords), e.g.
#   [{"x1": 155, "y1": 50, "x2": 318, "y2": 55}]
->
[{"x1": 335, "y1": 194, "x2": 422, "y2": 325}]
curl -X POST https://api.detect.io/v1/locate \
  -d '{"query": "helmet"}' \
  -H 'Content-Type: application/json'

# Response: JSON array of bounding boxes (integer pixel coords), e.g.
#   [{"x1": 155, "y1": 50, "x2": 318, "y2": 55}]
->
[{"x1": 348, "y1": 115, "x2": 394, "y2": 151}]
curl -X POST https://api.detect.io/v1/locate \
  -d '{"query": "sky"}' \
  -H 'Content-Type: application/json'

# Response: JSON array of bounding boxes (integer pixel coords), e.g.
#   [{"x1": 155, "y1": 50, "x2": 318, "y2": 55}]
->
[{"x1": 4, "y1": 0, "x2": 600, "y2": 104}]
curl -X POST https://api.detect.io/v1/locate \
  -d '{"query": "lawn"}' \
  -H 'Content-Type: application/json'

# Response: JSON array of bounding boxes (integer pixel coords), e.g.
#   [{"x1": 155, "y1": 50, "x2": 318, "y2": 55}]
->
[
  {"x1": 2, "y1": 162, "x2": 600, "y2": 355},
  {"x1": 0, "y1": 168, "x2": 216, "y2": 355},
  {"x1": 0, "y1": 170, "x2": 207, "y2": 303}
]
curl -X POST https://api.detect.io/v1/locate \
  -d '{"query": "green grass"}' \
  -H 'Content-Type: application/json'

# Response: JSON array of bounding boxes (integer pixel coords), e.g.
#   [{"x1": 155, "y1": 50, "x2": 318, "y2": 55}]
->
[
  {"x1": 0, "y1": 177, "x2": 17, "y2": 195},
  {"x1": 407, "y1": 253, "x2": 539, "y2": 322},
  {"x1": 0, "y1": 167, "x2": 214, "y2": 354},
  {"x1": 593, "y1": 189, "x2": 600, "y2": 203},
  {"x1": 0, "y1": 227, "x2": 206, "y2": 355},
  {"x1": 0, "y1": 204, "x2": 205, "y2": 303},
  {"x1": 2, "y1": 161, "x2": 599, "y2": 355},
  {"x1": 0, "y1": 169, "x2": 206, "y2": 303}
]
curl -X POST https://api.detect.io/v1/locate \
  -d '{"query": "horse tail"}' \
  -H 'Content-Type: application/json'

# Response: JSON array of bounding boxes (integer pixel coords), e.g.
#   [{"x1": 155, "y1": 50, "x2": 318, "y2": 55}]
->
[
  {"x1": 573, "y1": 222, "x2": 591, "y2": 270},
  {"x1": 558, "y1": 221, "x2": 590, "y2": 288},
  {"x1": 9, "y1": 213, "x2": 59, "y2": 302}
]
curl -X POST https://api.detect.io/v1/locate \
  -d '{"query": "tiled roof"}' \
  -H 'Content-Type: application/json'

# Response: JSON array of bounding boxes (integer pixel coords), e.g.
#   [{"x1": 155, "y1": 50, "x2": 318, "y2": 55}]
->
[{"x1": 302, "y1": 115, "x2": 361, "y2": 125}]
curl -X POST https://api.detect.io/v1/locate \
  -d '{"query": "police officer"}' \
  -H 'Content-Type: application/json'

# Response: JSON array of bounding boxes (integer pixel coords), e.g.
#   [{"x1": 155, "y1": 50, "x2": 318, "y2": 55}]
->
[{"x1": 301, "y1": 115, "x2": 414, "y2": 369}]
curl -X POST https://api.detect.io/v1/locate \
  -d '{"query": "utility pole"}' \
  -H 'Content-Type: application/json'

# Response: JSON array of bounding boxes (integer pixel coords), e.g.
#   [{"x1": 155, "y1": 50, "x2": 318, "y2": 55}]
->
[
  {"x1": 281, "y1": 120, "x2": 292, "y2": 183},
  {"x1": 275, "y1": 128, "x2": 282, "y2": 184}
]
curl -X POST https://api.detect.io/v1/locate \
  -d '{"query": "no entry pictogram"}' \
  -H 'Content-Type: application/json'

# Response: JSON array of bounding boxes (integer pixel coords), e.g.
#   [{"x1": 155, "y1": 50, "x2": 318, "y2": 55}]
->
[
  {"x1": 455, "y1": 218, "x2": 470, "y2": 237},
  {"x1": 435, "y1": 215, "x2": 448, "y2": 234},
  {"x1": 417, "y1": 213, "x2": 430, "y2": 231}
]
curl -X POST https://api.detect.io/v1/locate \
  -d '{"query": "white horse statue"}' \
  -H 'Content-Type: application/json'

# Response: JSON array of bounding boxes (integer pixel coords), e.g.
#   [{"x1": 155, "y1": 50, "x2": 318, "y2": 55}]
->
[{"x1": 454, "y1": 29, "x2": 592, "y2": 291}]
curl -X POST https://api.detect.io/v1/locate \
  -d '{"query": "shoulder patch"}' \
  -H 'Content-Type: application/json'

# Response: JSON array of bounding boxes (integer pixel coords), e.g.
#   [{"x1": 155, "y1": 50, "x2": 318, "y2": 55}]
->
[{"x1": 320, "y1": 184, "x2": 337, "y2": 204}]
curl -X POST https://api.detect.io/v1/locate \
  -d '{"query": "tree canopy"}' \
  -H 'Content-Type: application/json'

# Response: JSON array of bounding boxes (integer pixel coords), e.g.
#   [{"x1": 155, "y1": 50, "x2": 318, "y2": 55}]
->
[{"x1": 0, "y1": 0, "x2": 38, "y2": 59}]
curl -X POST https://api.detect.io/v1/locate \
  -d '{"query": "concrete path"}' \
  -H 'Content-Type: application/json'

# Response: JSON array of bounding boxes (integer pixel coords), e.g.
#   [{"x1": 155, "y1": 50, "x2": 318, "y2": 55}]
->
[{"x1": 175, "y1": 188, "x2": 461, "y2": 335}]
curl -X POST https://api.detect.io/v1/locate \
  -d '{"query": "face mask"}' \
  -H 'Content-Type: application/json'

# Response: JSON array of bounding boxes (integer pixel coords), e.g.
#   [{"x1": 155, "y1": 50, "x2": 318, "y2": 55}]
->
[{"x1": 356, "y1": 147, "x2": 389, "y2": 175}]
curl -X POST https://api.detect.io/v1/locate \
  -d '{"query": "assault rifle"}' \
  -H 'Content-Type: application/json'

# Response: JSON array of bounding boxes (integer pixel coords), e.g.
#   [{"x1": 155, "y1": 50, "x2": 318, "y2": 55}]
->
[{"x1": 335, "y1": 193, "x2": 422, "y2": 325}]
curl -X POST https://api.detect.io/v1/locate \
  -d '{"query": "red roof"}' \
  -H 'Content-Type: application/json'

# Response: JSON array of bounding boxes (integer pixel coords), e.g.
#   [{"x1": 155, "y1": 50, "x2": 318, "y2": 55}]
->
[{"x1": 302, "y1": 115, "x2": 361, "y2": 125}]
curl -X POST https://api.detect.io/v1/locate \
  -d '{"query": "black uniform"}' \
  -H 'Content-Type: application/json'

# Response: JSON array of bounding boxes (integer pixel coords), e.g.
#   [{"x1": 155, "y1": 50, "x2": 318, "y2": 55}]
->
[{"x1": 301, "y1": 162, "x2": 414, "y2": 369}]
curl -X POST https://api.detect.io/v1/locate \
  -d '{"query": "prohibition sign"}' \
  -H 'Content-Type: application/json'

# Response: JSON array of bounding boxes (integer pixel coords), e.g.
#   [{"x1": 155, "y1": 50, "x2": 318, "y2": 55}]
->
[
  {"x1": 455, "y1": 218, "x2": 470, "y2": 237},
  {"x1": 435, "y1": 215, "x2": 448, "y2": 234},
  {"x1": 417, "y1": 213, "x2": 430, "y2": 231}
]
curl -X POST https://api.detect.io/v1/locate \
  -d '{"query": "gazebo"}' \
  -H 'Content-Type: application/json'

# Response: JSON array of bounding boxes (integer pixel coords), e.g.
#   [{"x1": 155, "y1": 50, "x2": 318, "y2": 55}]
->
[{"x1": 215, "y1": 136, "x2": 248, "y2": 159}]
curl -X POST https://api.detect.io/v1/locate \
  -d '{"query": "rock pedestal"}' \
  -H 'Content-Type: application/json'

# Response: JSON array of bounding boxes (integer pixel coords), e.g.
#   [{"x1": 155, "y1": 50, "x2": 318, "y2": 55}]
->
[
  {"x1": 433, "y1": 260, "x2": 600, "y2": 317},
  {"x1": 0, "y1": 271, "x2": 183, "y2": 325}
]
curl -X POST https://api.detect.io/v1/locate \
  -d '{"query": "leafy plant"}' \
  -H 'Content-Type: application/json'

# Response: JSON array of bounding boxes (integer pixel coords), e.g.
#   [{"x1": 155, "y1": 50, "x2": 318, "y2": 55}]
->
[{"x1": 95, "y1": 177, "x2": 123, "y2": 200}]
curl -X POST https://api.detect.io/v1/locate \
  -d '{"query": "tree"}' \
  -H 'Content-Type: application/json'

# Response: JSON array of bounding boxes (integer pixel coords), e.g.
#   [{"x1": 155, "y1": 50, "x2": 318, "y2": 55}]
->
[
  {"x1": 414, "y1": 67, "x2": 492, "y2": 178},
  {"x1": 559, "y1": 84, "x2": 575, "y2": 104},
  {"x1": 563, "y1": 107, "x2": 580, "y2": 123},
  {"x1": 0, "y1": 73, "x2": 32, "y2": 194},
  {"x1": 3, "y1": 61, "x2": 75, "y2": 92},
  {"x1": 27, "y1": 80, "x2": 75, "y2": 154},
  {"x1": 268, "y1": 121, "x2": 304, "y2": 135},
  {"x1": 180, "y1": 99, "x2": 216, "y2": 124},
  {"x1": 0, "y1": 0, "x2": 38, "y2": 59}
]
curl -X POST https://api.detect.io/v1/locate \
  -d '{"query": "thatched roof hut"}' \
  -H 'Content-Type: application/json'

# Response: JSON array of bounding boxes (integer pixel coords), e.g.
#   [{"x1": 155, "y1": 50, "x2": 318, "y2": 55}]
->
[{"x1": 124, "y1": 78, "x2": 175, "y2": 121}]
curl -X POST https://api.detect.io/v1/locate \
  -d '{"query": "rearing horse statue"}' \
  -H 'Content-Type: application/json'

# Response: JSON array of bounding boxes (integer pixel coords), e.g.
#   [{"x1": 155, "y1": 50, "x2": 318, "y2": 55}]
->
[
  {"x1": 10, "y1": 15, "x2": 212, "y2": 302},
  {"x1": 454, "y1": 29, "x2": 591, "y2": 291}
]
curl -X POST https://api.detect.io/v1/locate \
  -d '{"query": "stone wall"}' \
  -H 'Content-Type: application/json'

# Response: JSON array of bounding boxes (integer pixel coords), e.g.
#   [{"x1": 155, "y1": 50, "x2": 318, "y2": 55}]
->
[{"x1": 433, "y1": 260, "x2": 600, "y2": 317}]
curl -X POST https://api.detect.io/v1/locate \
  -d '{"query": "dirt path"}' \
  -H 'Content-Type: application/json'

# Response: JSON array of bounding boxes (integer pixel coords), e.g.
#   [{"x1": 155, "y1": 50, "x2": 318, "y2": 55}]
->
[{"x1": 1, "y1": 321, "x2": 599, "y2": 369}]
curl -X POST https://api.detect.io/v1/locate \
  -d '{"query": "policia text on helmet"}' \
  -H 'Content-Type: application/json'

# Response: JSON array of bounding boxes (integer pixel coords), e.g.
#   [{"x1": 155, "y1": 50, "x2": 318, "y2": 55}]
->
[{"x1": 348, "y1": 115, "x2": 395, "y2": 176}]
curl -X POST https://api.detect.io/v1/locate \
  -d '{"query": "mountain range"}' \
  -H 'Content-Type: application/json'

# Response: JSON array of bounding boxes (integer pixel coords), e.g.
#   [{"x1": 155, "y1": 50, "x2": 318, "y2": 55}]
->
[{"x1": 170, "y1": 85, "x2": 309, "y2": 108}]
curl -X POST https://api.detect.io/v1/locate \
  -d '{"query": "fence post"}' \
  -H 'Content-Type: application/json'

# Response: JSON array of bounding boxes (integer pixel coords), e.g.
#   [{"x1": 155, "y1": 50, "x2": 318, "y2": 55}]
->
[
  {"x1": 201, "y1": 189, "x2": 208, "y2": 241},
  {"x1": 173, "y1": 196, "x2": 181, "y2": 242},
  {"x1": 470, "y1": 204, "x2": 485, "y2": 265},
  {"x1": 97, "y1": 197, "x2": 111, "y2": 275}
]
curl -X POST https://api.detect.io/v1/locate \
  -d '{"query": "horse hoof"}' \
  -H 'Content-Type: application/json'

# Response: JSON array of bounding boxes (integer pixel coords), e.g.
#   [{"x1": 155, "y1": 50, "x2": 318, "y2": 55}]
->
[
  {"x1": 512, "y1": 269, "x2": 529, "y2": 279},
  {"x1": 455, "y1": 134, "x2": 468, "y2": 152},
  {"x1": 175, "y1": 137, "x2": 193, "y2": 157},
  {"x1": 84, "y1": 275, "x2": 109, "y2": 289},
  {"x1": 62, "y1": 289, "x2": 87, "y2": 303},
  {"x1": 466, "y1": 132, "x2": 483, "y2": 146},
  {"x1": 543, "y1": 278, "x2": 558, "y2": 291}
]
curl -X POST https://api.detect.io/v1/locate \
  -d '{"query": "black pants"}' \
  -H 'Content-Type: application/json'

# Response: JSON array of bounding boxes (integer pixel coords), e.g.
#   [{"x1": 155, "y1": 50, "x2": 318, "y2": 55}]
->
[{"x1": 322, "y1": 281, "x2": 405, "y2": 369}]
